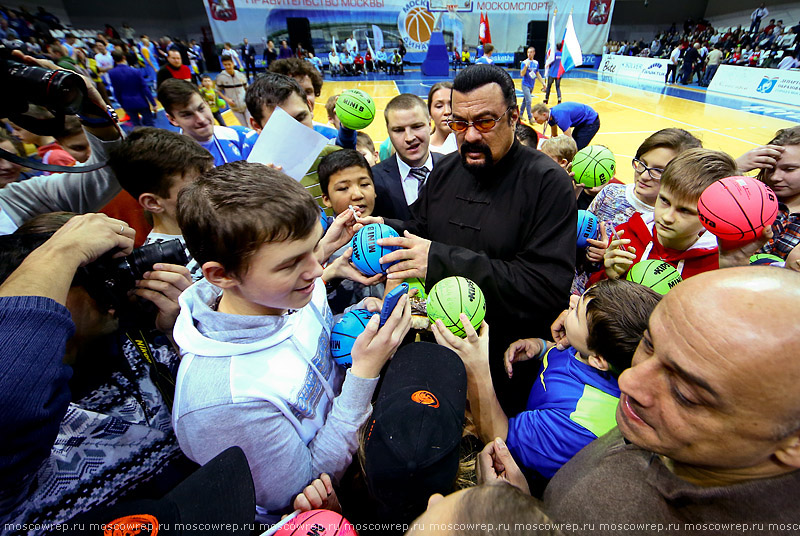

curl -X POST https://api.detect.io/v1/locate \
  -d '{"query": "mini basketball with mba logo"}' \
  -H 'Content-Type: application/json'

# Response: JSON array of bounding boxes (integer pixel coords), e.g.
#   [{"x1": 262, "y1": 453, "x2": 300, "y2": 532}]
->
[
  {"x1": 330, "y1": 309, "x2": 375, "y2": 366},
  {"x1": 572, "y1": 145, "x2": 616, "y2": 188},
  {"x1": 334, "y1": 88, "x2": 376, "y2": 130},
  {"x1": 274, "y1": 509, "x2": 357, "y2": 536},
  {"x1": 427, "y1": 276, "x2": 486, "y2": 338},
  {"x1": 577, "y1": 210, "x2": 598, "y2": 248},
  {"x1": 350, "y1": 223, "x2": 399, "y2": 276},
  {"x1": 626, "y1": 259, "x2": 682, "y2": 295},
  {"x1": 697, "y1": 176, "x2": 779, "y2": 245}
]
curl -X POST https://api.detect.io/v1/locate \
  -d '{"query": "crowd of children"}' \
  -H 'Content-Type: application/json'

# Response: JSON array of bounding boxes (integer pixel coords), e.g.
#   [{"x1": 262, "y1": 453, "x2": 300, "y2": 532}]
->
[{"x1": 1, "y1": 28, "x2": 800, "y2": 536}]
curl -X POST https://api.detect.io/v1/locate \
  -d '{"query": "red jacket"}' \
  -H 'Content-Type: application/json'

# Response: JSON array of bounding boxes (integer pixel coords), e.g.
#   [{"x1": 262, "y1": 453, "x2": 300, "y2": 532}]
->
[{"x1": 588, "y1": 212, "x2": 719, "y2": 286}]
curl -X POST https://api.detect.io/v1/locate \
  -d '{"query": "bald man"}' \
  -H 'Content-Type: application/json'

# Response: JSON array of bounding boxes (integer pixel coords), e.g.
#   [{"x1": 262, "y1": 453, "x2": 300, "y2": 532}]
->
[{"x1": 544, "y1": 267, "x2": 800, "y2": 535}]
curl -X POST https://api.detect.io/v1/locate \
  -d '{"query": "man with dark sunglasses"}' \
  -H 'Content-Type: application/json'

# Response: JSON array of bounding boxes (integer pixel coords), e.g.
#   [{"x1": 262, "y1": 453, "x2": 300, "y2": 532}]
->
[{"x1": 375, "y1": 64, "x2": 577, "y2": 415}]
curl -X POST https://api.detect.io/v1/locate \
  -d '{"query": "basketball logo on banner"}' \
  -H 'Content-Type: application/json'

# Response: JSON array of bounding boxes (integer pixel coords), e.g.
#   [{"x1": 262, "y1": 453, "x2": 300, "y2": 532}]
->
[{"x1": 398, "y1": 0, "x2": 435, "y2": 51}]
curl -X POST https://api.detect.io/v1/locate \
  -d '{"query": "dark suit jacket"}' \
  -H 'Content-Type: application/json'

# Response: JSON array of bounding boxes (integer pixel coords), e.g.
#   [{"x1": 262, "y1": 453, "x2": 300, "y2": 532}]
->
[{"x1": 372, "y1": 152, "x2": 443, "y2": 220}]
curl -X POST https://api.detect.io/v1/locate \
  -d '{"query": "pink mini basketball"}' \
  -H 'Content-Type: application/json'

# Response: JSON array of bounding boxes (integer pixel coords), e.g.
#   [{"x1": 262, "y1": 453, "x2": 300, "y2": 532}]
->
[
  {"x1": 697, "y1": 176, "x2": 778, "y2": 243},
  {"x1": 275, "y1": 510, "x2": 357, "y2": 536}
]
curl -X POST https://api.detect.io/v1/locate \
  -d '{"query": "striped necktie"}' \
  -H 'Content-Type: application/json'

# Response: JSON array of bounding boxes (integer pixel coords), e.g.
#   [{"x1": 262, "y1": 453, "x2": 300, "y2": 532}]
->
[{"x1": 409, "y1": 166, "x2": 430, "y2": 194}]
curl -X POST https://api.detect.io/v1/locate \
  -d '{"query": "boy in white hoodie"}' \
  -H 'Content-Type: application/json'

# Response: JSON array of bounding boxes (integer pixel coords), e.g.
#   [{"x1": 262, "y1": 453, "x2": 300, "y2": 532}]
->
[{"x1": 171, "y1": 161, "x2": 412, "y2": 524}]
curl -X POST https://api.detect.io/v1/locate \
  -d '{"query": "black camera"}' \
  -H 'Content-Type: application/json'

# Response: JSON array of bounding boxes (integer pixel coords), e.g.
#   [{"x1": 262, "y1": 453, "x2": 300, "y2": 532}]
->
[
  {"x1": 80, "y1": 239, "x2": 189, "y2": 313},
  {"x1": 0, "y1": 45, "x2": 86, "y2": 134}
]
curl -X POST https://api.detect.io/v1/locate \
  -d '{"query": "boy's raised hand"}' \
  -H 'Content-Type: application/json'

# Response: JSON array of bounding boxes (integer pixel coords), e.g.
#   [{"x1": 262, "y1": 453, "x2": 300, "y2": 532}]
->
[
  {"x1": 350, "y1": 294, "x2": 412, "y2": 379},
  {"x1": 718, "y1": 226, "x2": 773, "y2": 268},
  {"x1": 585, "y1": 223, "x2": 609, "y2": 264},
  {"x1": 551, "y1": 294, "x2": 579, "y2": 350},
  {"x1": 322, "y1": 247, "x2": 385, "y2": 286},
  {"x1": 432, "y1": 315, "x2": 489, "y2": 373},
  {"x1": 476, "y1": 438, "x2": 530, "y2": 495},
  {"x1": 603, "y1": 229, "x2": 636, "y2": 279},
  {"x1": 318, "y1": 208, "x2": 359, "y2": 263},
  {"x1": 292, "y1": 473, "x2": 342, "y2": 514},
  {"x1": 503, "y1": 338, "x2": 544, "y2": 378},
  {"x1": 135, "y1": 263, "x2": 193, "y2": 334}
]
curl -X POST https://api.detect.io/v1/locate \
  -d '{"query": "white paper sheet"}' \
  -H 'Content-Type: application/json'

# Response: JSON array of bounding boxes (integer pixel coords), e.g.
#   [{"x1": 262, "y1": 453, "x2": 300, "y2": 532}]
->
[{"x1": 246, "y1": 106, "x2": 329, "y2": 181}]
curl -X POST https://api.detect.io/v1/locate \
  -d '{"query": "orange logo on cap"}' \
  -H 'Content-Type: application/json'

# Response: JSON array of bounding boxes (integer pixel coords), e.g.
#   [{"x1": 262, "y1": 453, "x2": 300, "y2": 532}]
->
[
  {"x1": 411, "y1": 390, "x2": 439, "y2": 408},
  {"x1": 103, "y1": 514, "x2": 159, "y2": 536}
]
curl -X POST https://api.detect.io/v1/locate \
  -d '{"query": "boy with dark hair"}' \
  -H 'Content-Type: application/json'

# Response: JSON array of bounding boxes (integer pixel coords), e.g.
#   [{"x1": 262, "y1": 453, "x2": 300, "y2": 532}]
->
[
  {"x1": 268, "y1": 57, "x2": 323, "y2": 108},
  {"x1": 172, "y1": 160, "x2": 412, "y2": 523},
  {"x1": 108, "y1": 127, "x2": 214, "y2": 278},
  {"x1": 434, "y1": 279, "x2": 661, "y2": 482},
  {"x1": 356, "y1": 131, "x2": 378, "y2": 166},
  {"x1": 515, "y1": 122, "x2": 539, "y2": 147},
  {"x1": 157, "y1": 79, "x2": 256, "y2": 167},
  {"x1": 245, "y1": 73, "x2": 356, "y2": 210},
  {"x1": 269, "y1": 57, "x2": 334, "y2": 138},
  {"x1": 216, "y1": 55, "x2": 250, "y2": 127},
  {"x1": 594, "y1": 148, "x2": 737, "y2": 284},
  {"x1": 373, "y1": 93, "x2": 442, "y2": 220},
  {"x1": 199, "y1": 74, "x2": 227, "y2": 126},
  {"x1": 318, "y1": 149, "x2": 384, "y2": 312},
  {"x1": 54, "y1": 116, "x2": 91, "y2": 163},
  {"x1": 318, "y1": 149, "x2": 376, "y2": 218}
]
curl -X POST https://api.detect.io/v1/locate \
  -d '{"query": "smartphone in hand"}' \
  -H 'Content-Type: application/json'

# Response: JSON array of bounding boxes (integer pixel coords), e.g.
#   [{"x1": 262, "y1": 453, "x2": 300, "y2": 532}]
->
[{"x1": 380, "y1": 283, "x2": 408, "y2": 326}]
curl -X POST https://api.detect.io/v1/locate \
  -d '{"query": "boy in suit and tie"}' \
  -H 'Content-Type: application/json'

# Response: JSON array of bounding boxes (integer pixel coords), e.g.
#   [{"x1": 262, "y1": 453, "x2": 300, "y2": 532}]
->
[{"x1": 372, "y1": 94, "x2": 444, "y2": 220}]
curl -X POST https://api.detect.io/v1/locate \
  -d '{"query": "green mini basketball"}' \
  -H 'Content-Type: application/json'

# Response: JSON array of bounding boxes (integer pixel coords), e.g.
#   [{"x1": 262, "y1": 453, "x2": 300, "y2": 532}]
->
[
  {"x1": 405, "y1": 277, "x2": 427, "y2": 300},
  {"x1": 626, "y1": 259, "x2": 682, "y2": 295},
  {"x1": 572, "y1": 145, "x2": 616, "y2": 188},
  {"x1": 749, "y1": 253, "x2": 783, "y2": 265},
  {"x1": 427, "y1": 276, "x2": 486, "y2": 338},
  {"x1": 335, "y1": 89, "x2": 376, "y2": 130}
]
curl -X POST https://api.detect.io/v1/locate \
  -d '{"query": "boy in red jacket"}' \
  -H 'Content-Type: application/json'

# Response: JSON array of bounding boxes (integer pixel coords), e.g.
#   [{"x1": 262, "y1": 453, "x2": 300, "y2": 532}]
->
[{"x1": 591, "y1": 148, "x2": 738, "y2": 284}]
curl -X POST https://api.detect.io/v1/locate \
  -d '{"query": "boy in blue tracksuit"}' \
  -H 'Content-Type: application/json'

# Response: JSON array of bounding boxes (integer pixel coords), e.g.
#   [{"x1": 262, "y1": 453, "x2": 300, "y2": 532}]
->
[{"x1": 432, "y1": 279, "x2": 661, "y2": 481}]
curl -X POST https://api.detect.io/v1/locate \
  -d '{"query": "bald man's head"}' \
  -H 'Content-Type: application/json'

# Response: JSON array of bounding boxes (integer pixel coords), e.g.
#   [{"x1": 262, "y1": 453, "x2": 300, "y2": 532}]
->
[{"x1": 616, "y1": 267, "x2": 800, "y2": 484}]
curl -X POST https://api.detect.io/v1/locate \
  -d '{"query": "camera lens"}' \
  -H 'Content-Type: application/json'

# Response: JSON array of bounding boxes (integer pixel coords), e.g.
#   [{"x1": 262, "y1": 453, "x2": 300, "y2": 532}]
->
[
  {"x1": 6, "y1": 60, "x2": 85, "y2": 114},
  {"x1": 120, "y1": 240, "x2": 189, "y2": 281}
]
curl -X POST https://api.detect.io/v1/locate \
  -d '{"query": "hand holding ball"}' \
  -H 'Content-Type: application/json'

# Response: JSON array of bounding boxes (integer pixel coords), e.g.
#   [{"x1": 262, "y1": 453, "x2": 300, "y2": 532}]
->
[
  {"x1": 350, "y1": 223, "x2": 399, "y2": 276},
  {"x1": 572, "y1": 146, "x2": 616, "y2": 188},
  {"x1": 697, "y1": 176, "x2": 778, "y2": 245},
  {"x1": 330, "y1": 309, "x2": 375, "y2": 367},
  {"x1": 335, "y1": 89, "x2": 376, "y2": 130},
  {"x1": 427, "y1": 276, "x2": 486, "y2": 338}
]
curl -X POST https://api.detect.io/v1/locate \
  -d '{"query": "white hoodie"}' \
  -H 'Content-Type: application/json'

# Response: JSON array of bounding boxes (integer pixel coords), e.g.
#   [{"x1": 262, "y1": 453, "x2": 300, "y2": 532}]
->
[{"x1": 172, "y1": 278, "x2": 378, "y2": 522}]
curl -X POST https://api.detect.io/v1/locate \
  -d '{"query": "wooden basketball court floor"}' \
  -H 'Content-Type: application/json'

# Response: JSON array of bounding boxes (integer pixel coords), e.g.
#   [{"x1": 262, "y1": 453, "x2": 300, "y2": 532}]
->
[{"x1": 261, "y1": 68, "x2": 800, "y2": 184}]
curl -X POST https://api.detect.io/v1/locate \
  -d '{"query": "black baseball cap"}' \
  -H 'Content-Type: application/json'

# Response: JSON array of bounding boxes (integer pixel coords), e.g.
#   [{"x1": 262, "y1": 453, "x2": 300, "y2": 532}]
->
[
  {"x1": 67, "y1": 447, "x2": 255, "y2": 536},
  {"x1": 364, "y1": 342, "x2": 467, "y2": 524}
]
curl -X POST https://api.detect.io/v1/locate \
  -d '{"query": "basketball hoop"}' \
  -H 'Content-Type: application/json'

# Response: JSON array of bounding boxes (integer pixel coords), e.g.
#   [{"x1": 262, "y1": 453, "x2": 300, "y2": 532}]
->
[{"x1": 446, "y1": 4, "x2": 458, "y2": 17}]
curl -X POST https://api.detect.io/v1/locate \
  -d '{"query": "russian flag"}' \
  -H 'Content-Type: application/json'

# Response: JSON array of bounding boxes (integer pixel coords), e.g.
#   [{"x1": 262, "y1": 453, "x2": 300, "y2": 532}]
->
[{"x1": 559, "y1": 12, "x2": 583, "y2": 76}]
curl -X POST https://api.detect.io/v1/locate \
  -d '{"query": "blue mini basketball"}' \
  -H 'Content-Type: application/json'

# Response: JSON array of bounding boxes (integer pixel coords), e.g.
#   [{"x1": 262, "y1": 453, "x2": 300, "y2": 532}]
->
[
  {"x1": 350, "y1": 223, "x2": 400, "y2": 276},
  {"x1": 330, "y1": 309, "x2": 375, "y2": 366},
  {"x1": 577, "y1": 210, "x2": 598, "y2": 248}
]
